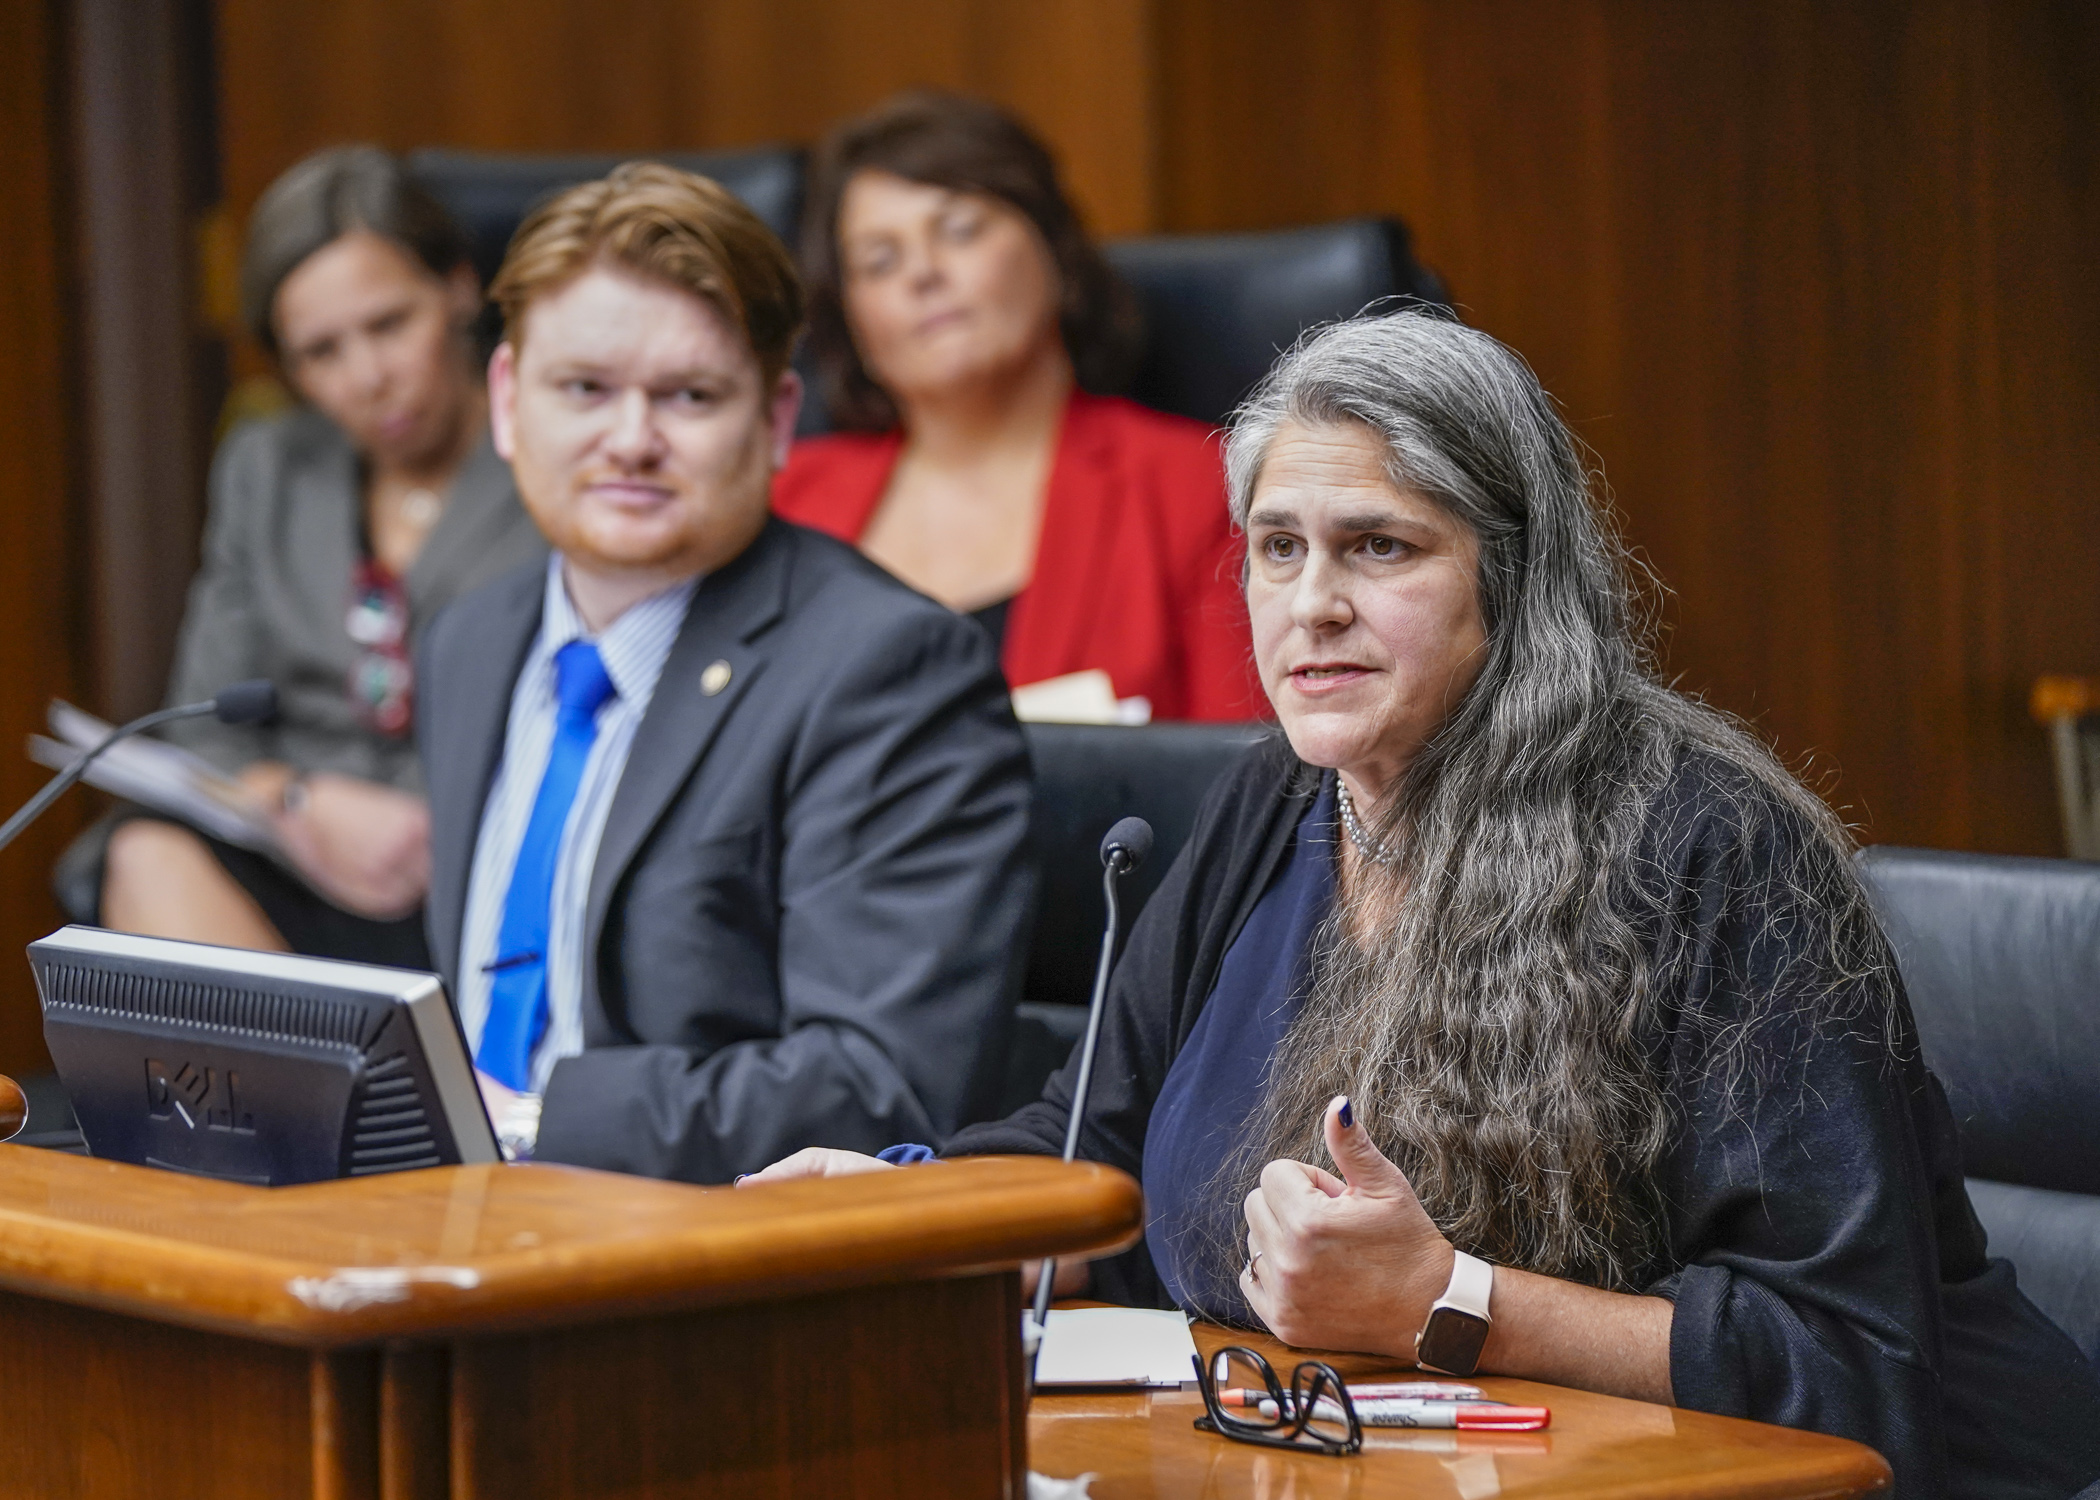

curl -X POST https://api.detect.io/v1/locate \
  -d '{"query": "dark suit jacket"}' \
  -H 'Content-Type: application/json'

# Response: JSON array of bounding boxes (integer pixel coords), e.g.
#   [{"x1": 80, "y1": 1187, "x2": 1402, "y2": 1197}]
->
[{"x1": 419, "y1": 519, "x2": 1035, "y2": 1182}]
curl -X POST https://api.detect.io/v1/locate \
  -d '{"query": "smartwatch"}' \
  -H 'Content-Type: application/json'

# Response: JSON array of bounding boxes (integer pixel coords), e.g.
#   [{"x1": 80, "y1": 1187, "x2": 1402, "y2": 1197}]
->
[{"x1": 1414, "y1": 1249, "x2": 1494, "y2": 1375}]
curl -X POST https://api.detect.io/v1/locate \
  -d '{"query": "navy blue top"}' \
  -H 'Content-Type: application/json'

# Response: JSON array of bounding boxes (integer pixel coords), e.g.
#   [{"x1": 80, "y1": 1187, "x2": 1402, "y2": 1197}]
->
[
  {"x1": 952, "y1": 743, "x2": 2100, "y2": 1499},
  {"x1": 1143, "y1": 777, "x2": 1336, "y2": 1324}
]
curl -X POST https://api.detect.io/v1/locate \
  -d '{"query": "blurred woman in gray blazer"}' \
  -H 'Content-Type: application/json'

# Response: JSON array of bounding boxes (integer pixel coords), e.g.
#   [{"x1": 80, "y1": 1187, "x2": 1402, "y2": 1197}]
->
[{"x1": 70, "y1": 146, "x2": 545, "y2": 965}]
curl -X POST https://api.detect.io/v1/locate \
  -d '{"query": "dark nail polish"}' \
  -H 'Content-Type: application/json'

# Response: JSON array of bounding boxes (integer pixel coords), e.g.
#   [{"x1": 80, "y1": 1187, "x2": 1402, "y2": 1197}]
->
[{"x1": 1338, "y1": 1098, "x2": 1354, "y2": 1129}]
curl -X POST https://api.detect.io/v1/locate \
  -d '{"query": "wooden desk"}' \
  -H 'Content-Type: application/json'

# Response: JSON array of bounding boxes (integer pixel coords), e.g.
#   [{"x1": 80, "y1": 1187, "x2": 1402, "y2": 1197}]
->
[
  {"x1": 1030, "y1": 1321, "x2": 1892, "y2": 1499},
  {"x1": 0, "y1": 1146, "x2": 1141, "y2": 1499}
]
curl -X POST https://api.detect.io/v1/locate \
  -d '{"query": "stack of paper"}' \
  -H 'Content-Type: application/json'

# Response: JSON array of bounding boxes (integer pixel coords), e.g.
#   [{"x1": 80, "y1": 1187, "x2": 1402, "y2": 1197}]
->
[
  {"x1": 1034, "y1": 1307, "x2": 1200, "y2": 1389},
  {"x1": 1010, "y1": 670, "x2": 1152, "y2": 726},
  {"x1": 30, "y1": 701, "x2": 279, "y2": 854}
]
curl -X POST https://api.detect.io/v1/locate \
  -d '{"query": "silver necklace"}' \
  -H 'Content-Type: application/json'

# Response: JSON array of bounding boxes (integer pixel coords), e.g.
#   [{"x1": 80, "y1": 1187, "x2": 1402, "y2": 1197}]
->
[
  {"x1": 400, "y1": 486, "x2": 444, "y2": 529},
  {"x1": 1335, "y1": 779, "x2": 1401, "y2": 867}
]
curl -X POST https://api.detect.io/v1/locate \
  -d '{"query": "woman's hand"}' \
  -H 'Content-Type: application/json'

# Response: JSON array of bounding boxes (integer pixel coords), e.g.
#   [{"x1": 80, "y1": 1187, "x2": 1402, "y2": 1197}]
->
[
  {"x1": 1240, "y1": 1094, "x2": 1455, "y2": 1359},
  {"x1": 736, "y1": 1148, "x2": 896, "y2": 1185},
  {"x1": 270, "y1": 773, "x2": 431, "y2": 919},
  {"x1": 1242, "y1": 1094, "x2": 1678, "y2": 1397},
  {"x1": 235, "y1": 760, "x2": 298, "y2": 810}
]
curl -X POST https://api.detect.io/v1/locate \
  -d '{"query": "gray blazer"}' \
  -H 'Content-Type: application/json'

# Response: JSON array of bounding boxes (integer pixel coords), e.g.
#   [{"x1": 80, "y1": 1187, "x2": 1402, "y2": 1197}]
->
[
  {"x1": 418, "y1": 520, "x2": 1036, "y2": 1183},
  {"x1": 164, "y1": 408, "x2": 547, "y2": 788}
]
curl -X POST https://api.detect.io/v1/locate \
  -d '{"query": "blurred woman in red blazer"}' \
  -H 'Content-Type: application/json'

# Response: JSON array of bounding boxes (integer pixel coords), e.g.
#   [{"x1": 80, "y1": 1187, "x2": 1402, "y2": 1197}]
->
[{"x1": 774, "y1": 93, "x2": 1256, "y2": 723}]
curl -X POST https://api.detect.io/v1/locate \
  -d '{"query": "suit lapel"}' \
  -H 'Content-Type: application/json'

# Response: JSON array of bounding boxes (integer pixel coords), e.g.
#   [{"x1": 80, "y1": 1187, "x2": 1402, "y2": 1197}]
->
[
  {"x1": 427, "y1": 566, "x2": 544, "y2": 985},
  {"x1": 581, "y1": 521, "x2": 795, "y2": 1011}
]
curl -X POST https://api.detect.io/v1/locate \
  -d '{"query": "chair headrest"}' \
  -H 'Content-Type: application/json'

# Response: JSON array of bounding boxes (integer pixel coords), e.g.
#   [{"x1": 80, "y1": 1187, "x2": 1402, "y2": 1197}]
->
[
  {"x1": 1020, "y1": 722, "x2": 1270, "y2": 1011},
  {"x1": 1857, "y1": 845, "x2": 2100, "y2": 1194},
  {"x1": 405, "y1": 145, "x2": 807, "y2": 292},
  {"x1": 1103, "y1": 218, "x2": 1450, "y2": 427}
]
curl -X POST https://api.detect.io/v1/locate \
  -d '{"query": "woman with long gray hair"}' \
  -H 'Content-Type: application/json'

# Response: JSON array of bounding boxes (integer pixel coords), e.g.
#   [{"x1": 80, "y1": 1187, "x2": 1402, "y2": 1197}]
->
[{"x1": 748, "y1": 311, "x2": 2100, "y2": 1498}]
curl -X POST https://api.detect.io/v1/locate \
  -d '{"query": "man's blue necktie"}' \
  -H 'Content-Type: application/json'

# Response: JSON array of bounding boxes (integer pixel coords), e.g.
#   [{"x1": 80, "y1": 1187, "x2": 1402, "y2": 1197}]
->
[{"x1": 477, "y1": 639, "x2": 617, "y2": 1091}]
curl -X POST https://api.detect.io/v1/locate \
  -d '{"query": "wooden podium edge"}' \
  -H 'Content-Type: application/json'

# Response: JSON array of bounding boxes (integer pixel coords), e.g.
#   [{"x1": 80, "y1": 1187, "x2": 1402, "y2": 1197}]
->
[{"x1": 0, "y1": 1151, "x2": 1143, "y2": 1348}]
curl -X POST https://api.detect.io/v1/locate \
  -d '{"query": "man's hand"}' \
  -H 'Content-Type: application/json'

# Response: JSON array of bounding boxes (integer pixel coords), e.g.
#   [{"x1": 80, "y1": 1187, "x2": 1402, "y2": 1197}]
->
[
  {"x1": 736, "y1": 1148, "x2": 896, "y2": 1184},
  {"x1": 271, "y1": 773, "x2": 431, "y2": 919},
  {"x1": 476, "y1": 1068, "x2": 524, "y2": 1124},
  {"x1": 1240, "y1": 1094, "x2": 1455, "y2": 1359}
]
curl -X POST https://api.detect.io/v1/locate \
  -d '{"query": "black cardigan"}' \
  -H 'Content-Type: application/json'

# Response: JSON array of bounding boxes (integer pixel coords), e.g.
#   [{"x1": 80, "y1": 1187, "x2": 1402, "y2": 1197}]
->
[{"x1": 948, "y1": 736, "x2": 2100, "y2": 1500}]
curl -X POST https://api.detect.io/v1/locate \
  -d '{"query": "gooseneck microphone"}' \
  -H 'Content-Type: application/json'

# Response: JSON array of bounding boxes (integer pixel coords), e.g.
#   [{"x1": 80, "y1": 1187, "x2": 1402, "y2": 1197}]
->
[
  {"x1": 0, "y1": 680, "x2": 279, "y2": 858},
  {"x1": 1031, "y1": 815, "x2": 1155, "y2": 1338}
]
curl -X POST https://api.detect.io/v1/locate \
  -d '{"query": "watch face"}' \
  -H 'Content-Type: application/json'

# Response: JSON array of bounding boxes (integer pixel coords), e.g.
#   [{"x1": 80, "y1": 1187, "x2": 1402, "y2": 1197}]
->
[{"x1": 1416, "y1": 1308, "x2": 1492, "y2": 1376}]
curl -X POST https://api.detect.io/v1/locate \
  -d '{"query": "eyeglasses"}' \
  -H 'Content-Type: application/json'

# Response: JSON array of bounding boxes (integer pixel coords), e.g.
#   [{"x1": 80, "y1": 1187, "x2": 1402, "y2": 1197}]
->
[{"x1": 1191, "y1": 1345, "x2": 1364, "y2": 1457}]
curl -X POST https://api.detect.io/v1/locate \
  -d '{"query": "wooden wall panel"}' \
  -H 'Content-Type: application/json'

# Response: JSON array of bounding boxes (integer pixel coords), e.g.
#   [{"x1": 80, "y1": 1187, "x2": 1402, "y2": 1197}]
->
[
  {"x1": 214, "y1": 0, "x2": 1156, "y2": 241},
  {"x1": 0, "y1": 0, "x2": 85, "y2": 1076},
  {"x1": 70, "y1": 0, "x2": 224, "y2": 723},
  {"x1": 205, "y1": 0, "x2": 2100, "y2": 855},
  {"x1": 0, "y1": 1289, "x2": 319, "y2": 1498},
  {"x1": 1155, "y1": 0, "x2": 2100, "y2": 854}
]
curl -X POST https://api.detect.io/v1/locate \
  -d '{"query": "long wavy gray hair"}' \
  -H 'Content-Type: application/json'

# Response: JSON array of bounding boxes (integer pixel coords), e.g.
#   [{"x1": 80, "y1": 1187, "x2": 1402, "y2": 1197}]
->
[{"x1": 1205, "y1": 311, "x2": 1895, "y2": 1295}]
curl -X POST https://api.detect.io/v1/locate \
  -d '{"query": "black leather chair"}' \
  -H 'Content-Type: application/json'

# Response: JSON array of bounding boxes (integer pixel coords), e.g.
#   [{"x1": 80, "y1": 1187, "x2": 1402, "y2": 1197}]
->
[
  {"x1": 405, "y1": 145, "x2": 829, "y2": 427},
  {"x1": 402, "y1": 141, "x2": 1442, "y2": 436},
  {"x1": 406, "y1": 145, "x2": 806, "y2": 290},
  {"x1": 1103, "y1": 218, "x2": 1450, "y2": 427},
  {"x1": 1857, "y1": 846, "x2": 2100, "y2": 1367},
  {"x1": 998, "y1": 720, "x2": 1270, "y2": 1114}
]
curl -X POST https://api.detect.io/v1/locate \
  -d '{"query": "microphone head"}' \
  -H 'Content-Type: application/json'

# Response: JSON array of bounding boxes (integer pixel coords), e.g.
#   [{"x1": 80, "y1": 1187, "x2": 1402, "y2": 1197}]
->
[
  {"x1": 1100, "y1": 816, "x2": 1154, "y2": 872},
  {"x1": 213, "y1": 680, "x2": 279, "y2": 726}
]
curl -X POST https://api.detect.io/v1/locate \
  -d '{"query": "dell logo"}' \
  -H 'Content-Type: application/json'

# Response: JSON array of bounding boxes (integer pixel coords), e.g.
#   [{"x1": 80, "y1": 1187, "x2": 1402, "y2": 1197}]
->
[{"x1": 145, "y1": 1059, "x2": 255, "y2": 1134}]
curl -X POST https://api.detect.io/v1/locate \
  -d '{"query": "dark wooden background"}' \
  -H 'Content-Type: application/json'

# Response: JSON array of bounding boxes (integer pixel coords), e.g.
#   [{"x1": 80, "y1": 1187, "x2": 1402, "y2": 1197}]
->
[
  {"x1": 0, "y1": 2, "x2": 92, "y2": 1079},
  {"x1": 1, "y1": 0, "x2": 2095, "y2": 1075}
]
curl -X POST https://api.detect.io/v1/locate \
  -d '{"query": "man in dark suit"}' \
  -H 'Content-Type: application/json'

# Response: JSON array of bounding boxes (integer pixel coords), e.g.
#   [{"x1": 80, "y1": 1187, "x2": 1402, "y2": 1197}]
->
[{"x1": 417, "y1": 163, "x2": 1032, "y2": 1182}]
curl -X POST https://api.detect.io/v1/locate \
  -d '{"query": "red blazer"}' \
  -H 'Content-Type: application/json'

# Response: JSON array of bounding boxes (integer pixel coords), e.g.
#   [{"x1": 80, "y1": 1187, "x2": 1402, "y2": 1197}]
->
[{"x1": 774, "y1": 393, "x2": 1258, "y2": 722}]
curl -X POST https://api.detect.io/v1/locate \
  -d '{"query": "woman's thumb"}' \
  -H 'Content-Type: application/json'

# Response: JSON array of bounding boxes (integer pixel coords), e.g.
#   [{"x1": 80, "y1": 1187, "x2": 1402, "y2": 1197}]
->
[{"x1": 1323, "y1": 1095, "x2": 1409, "y2": 1196}]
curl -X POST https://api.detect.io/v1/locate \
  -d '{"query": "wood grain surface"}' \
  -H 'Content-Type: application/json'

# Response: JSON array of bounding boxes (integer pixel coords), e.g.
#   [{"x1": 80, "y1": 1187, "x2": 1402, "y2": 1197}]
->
[
  {"x1": 0, "y1": 1147, "x2": 1141, "y2": 1347},
  {"x1": 0, "y1": 0, "x2": 89, "y2": 1081},
  {"x1": 450, "y1": 1272, "x2": 1027, "y2": 1498},
  {"x1": 0, "y1": 1154, "x2": 1060, "y2": 1498},
  {"x1": 212, "y1": 0, "x2": 1159, "y2": 244},
  {"x1": 200, "y1": 0, "x2": 2100, "y2": 863},
  {"x1": 311, "y1": 1348, "x2": 381, "y2": 1500},
  {"x1": 13, "y1": 2, "x2": 2090, "y2": 1048},
  {"x1": 0, "y1": 1270, "x2": 1033, "y2": 1500},
  {"x1": 380, "y1": 1344, "x2": 449, "y2": 1500},
  {"x1": 0, "y1": 1288, "x2": 320, "y2": 1499},
  {"x1": 1150, "y1": 0, "x2": 2100, "y2": 859},
  {"x1": 1029, "y1": 1319, "x2": 1892, "y2": 1500}
]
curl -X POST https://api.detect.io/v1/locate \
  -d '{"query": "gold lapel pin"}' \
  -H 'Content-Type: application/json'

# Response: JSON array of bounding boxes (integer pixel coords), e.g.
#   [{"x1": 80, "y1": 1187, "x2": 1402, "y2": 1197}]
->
[{"x1": 700, "y1": 659, "x2": 733, "y2": 697}]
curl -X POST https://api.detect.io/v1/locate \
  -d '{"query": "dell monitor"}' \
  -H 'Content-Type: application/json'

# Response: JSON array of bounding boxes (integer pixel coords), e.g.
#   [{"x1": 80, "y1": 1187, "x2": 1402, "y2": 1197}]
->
[{"x1": 27, "y1": 925, "x2": 498, "y2": 1185}]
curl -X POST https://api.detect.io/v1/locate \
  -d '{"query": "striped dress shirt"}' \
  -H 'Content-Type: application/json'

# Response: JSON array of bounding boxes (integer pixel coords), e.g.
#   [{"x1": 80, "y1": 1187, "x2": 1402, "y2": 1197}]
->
[{"x1": 456, "y1": 556, "x2": 698, "y2": 1096}]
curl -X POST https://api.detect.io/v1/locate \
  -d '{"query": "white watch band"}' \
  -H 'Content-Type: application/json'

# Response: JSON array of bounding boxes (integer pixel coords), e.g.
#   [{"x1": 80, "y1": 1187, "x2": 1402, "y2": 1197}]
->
[{"x1": 1438, "y1": 1249, "x2": 1494, "y2": 1320}]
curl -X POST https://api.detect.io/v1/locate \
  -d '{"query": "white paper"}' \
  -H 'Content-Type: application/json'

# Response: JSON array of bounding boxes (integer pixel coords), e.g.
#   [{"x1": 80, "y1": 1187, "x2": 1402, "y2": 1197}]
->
[
  {"x1": 1026, "y1": 1474, "x2": 1095, "y2": 1499},
  {"x1": 32, "y1": 701, "x2": 280, "y2": 854},
  {"x1": 1010, "y1": 670, "x2": 1152, "y2": 726},
  {"x1": 1034, "y1": 1307, "x2": 1199, "y2": 1388}
]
